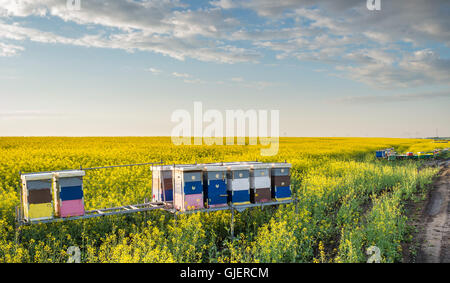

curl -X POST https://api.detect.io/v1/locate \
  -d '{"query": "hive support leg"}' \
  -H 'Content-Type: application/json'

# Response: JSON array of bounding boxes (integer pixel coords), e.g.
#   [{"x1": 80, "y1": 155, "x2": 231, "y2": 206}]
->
[
  {"x1": 15, "y1": 226, "x2": 21, "y2": 246},
  {"x1": 81, "y1": 220, "x2": 85, "y2": 263},
  {"x1": 144, "y1": 198, "x2": 148, "y2": 221},
  {"x1": 15, "y1": 206, "x2": 20, "y2": 245},
  {"x1": 230, "y1": 207, "x2": 235, "y2": 239},
  {"x1": 247, "y1": 208, "x2": 251, "y2": 234}
]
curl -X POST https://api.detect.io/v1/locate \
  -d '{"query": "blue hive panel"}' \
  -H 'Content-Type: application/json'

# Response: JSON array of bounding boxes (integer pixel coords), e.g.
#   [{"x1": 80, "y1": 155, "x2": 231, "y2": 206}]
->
[
  {"x1": 183, "y1": 181, "x2": 203, "y2": 195},
  {"x1": 205, "y1": 179, "x2": 227, "y2": 206},
  {"x1": 160, "y1": 189, "x2": 173, "y2": 201},
  {"x1": 206, "y1": 179, "x2": 227, "y2": 194},
  {"x1": 59, "y1": 186, "x2": 83, "y2": 201},
  {"x1": 228, "y1": 189, "x2": 250, "y2": 204},
  {"x1": 206, "y1": 193, "x2": 228, "y2": 206},
  {"x1": 376, "y1": 151, "x2": 386, "y2": 158},
  {"x1": 272, "y1": 186, "x2": 291, "y2": 199}
]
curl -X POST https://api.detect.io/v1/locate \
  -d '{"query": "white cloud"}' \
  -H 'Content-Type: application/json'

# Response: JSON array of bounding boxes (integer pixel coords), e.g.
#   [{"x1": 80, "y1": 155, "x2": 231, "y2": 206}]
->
[
  {"x1": 0, "y1": 110, "x2": 64, "y2": 120},
  {"x1": 0, "y1": 0, "x2": 53, "y2": 17},
  {"x1": 0, "y1": 0, "x2": 260, "y2": 64},
  {"x1": 231, "y1": 26, "x2": 309, "y2": 41},
  {"x1": 183, "y1": 78, "x2": 205, "y2": 84},
  {"x1": 242, "y1": 0, "x2": 310, "y2": 17},
  {"x1": 0, "y1": 0, "x2": 180, "y2": 32},
  {"x1": 336, "y1": 49, "x2": 450, "y2": 88},
  {"x1": 146, "y1": 68, "x2": 162, "y2": 75},
  {"x1": 0, "y1": 20, "x2": 260, "y2": 64},
  {"x1": 228, "y1": 76, "x2": 277, "y2": 90},
  {"x1": 242, "y1": 1, "x2": 450, "y2": 88},
  {"x1": 0, "y1": 42, "x2": 24, "y2": 56},
  {"x1": 168, "y1": 8, "x2": 237, "y2": 38},
  {"x1": 241, "y1": 80, "x2": 278, "y2": 90},
  {"x1": 172, "y1": 72, "x2": 190, "y2": 78},
  {"x1": 0, "y1": 0, "x2": 449, "y2": 88},
  {"x1": 210, "y1": 0, "x2": 238, "y2": 10},
  {"x1": 329, "y1": 90, "x2": 450, "y2": 104}
]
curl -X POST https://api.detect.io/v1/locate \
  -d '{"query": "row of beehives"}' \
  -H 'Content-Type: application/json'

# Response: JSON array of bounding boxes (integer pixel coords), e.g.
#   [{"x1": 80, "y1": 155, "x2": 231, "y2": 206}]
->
[
  {"x1": 375, "y1": 148, "x2": 448, "y2": 160},
  {"x1": 21, "y1": 171, "x2": 85, "y2": 222},
  {"x1": 152, "y1": 162, "x2": 292, "y2": 211}
]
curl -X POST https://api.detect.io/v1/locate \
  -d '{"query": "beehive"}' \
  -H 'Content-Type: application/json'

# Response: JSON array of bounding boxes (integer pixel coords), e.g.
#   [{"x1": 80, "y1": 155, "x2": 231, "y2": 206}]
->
[
  {"x1": 417, "y1": 152, "x2": 433, "y2": 159},
  {"x1": 388, "y1": 155, "x2": 397, "y2": 161},
  {"x1": 53, "y1": 171, "x2": 85, "y2": 218},
  {"x1": 375, "y1": 150, "x2": 385, "y2": 158},
  {"x1": 270, "y1": 163, "x2": 292, "y2": 201},
  {"x1": 226, "y1": 164, "x2": 251, "y2": 205},
  {"x1": 397, "y1": 155, "x2": 407, "y2": 160},
  {"x1": 385, "y1": 148, "x2": 394, "y2": 156},
  {"x1": 21, "y1": 173, "x2": 54, "y2": 221},
  {"x1": 202, "y1": 165, "x2": 228, "y2": 208},
  {"x1": 151, "y1": 165, "x2": 174, "y2": 203},
  {"x1": 173, "y1": 165, "x2": 204, "y2": 211},
  {"x1": 249, "y1": 163, "x2": 271, "y2": 203}
]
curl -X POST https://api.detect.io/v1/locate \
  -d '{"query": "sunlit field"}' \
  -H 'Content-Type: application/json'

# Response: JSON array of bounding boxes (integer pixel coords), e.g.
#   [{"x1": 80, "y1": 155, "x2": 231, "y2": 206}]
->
[{"x1": 0, "y1": 137, "x2": 447, "y2": 263}]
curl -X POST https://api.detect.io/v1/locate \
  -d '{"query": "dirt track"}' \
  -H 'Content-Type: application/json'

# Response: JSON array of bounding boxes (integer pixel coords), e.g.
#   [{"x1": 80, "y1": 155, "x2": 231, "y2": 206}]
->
[{"x1": 415, "y1": 159, "x2": 450, "y2": 263}]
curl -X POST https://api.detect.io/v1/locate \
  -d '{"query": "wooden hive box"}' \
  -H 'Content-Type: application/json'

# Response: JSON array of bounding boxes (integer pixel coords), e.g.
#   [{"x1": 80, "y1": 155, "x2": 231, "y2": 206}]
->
[
  {"x1": 202, "y1": 165, "x2": 228, "y2": 208},
  {"x1": 151, "y1": 165, "x2": 174, "y2": 203},
  {"x1": 249, "y1": 163, "x2": 271, "y2": 203},
  {"x1": 270, "y1": 163, "x2": 292, "y2": 201},
  {"x1": 21, "y1": 173, "x2": 54, "y2": 221},
  {"x1": 173, "y1": 165, "x2": 204, "y2": 211},
  {"x1": 53, "y1": 170, "x2": 85, "y2": 218},
  {"x1": 226, "y1": 164, "x2": 251, "y2": 205},
  {"x1": 376, "y1": 150, "x2": 385, "y2": 158}
]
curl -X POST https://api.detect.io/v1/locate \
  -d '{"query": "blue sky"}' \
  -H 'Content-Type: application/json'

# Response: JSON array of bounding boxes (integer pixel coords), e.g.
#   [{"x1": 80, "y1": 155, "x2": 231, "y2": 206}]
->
[{"x1": 0, "y1": 0, "x2": 449, "y2": 137}]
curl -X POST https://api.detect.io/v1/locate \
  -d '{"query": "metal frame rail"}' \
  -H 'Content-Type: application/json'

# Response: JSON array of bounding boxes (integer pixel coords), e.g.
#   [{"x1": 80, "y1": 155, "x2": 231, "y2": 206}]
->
[
  {"x1": 19, "y1": 160, "x2": 164, "y2": 175},
  {"x1": 18, "y1": 202, "x2": 166, "y2": 225},
  {"x1": 169, "y1": 199, "x2": 294, "y2": 215},
  {"x1": 17, "y1": 199, "x2": 295, "y2": 226}
]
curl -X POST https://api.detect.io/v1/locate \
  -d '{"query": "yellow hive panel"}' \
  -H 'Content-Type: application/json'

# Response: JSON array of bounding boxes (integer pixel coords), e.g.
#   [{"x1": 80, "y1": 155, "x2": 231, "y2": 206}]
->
[{"x1": 28, "y1": 203, "x2": 53, "y2": 219}]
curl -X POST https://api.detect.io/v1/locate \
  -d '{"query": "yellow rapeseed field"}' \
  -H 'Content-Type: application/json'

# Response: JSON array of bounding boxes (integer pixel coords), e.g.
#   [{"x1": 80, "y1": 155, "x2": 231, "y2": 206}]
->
[{"x1": 0, "y1": 137, "x2": 447, "y2": 263}]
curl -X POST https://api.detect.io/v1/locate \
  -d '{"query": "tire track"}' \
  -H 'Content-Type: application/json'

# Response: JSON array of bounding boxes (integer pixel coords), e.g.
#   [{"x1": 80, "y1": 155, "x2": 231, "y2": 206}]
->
[{"x1": 416, "y1": 159, "x2": 450, "y2": 263}]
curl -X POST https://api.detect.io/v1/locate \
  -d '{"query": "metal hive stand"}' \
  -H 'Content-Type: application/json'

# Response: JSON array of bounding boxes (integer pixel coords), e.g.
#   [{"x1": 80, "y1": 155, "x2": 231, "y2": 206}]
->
[
  {"x1": 168, "y1": 199, "x2": 294, "y2": 215},
  {"x1": 18, "y1": 198, "x2": 295, "y2": 226},
  {"x1": 18, "y1": 201, "x2": 166, "y2": 225}
]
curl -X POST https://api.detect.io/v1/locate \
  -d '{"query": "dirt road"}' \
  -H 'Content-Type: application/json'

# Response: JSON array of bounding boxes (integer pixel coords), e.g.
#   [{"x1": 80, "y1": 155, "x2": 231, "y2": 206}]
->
[{"x1": 416, "y1": 159, "x2": 450, "y2": 263}]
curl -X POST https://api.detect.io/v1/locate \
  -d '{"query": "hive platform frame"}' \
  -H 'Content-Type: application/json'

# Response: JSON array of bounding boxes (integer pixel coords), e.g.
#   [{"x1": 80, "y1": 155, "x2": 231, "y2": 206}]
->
[{"x1": 16, "y1": 160, "x2": 295, "y2": 237}]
